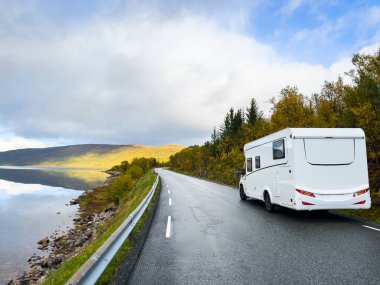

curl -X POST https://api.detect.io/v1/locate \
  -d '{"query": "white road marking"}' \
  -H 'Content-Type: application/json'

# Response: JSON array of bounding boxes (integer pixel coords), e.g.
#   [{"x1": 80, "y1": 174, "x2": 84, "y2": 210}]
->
[
  {"x1": 166, "y1": 216, "x2": 171, "y2": 238},
  {"x1": 169, "y1": 197, "x2": 172, "y2": 206},
  {"x1": 168, "y1": 189, "x2": 170, "y2": 194},
  {"x1": 363, "y1": 225, "x2": 380, "y2": 232}
]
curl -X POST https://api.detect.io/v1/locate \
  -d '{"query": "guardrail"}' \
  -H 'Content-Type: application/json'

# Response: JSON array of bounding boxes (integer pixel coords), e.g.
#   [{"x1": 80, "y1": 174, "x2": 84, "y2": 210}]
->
[{"x1": 66, "y1": 175, "x2": 160, "y2": 285}]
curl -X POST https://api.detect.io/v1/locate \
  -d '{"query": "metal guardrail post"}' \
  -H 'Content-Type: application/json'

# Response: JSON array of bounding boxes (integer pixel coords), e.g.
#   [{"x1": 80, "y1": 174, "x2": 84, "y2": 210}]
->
[{"x1": 66, "y1": 175, "x2": 160, "y2": 285}]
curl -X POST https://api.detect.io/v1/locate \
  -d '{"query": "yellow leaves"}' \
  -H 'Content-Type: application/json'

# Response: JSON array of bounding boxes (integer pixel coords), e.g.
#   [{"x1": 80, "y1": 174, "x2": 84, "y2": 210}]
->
[
  {"x1": 351, "y1": 102, "x2": 377, "y2": 132},
  {"x1": 351, "y1": 102, "x2": 380, "y2": 166},
  {"x1": 270, "y1": 86, "x2": 314, "y2": 130}
]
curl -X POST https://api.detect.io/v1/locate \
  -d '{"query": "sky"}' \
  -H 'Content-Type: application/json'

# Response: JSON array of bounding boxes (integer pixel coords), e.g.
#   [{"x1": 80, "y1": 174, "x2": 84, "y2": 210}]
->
[{"x1": 0, "y1": 0, "x2": 379, "y2": 150}]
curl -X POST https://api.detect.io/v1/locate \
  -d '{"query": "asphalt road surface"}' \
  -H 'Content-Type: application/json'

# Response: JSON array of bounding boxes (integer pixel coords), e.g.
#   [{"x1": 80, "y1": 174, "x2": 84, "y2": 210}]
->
[{"x1": 129, "y1": 169, "x2": 380, "y2": 285}]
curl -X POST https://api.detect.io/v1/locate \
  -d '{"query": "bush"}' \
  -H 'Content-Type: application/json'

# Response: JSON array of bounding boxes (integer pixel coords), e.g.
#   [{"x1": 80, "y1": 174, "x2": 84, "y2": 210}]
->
[
  {"x1": 129, "y1": 165, "x2": 144, "y2": 180},
  {"x1": 107, "y1": 173, "x2": 134, "y2": 205}
]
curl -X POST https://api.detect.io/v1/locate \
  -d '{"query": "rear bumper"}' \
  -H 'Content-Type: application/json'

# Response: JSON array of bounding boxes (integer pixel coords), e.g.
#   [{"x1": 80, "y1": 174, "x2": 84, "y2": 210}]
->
[{"x1": 294, "y1": 192, "x2": 371, "y2": 211}]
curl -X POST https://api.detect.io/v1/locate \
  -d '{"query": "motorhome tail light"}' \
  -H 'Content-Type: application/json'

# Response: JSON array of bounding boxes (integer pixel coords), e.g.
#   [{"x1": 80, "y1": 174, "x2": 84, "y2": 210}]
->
[
  {"x1": 354, "y1": 200, "x2": 366, "y2": 205},
  {"x1": 296, "y1": 189, "x2": 315, "y2": 198},
  {"x1": 302, "y1": 201, "x2": 314, "y2": 205},
  {"x1": 353, "y1": 189, "x2": 369, "y2": 197}
]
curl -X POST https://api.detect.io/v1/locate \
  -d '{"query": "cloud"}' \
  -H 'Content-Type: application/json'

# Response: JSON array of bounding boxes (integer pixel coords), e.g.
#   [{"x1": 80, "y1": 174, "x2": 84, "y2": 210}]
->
[
  {"x1": 278, "y1": 0, "x2": 304, "y2": 17},
  {"x1": 292, "y1": 5, "x2": 380, "y2": 46},
  {"x1": 0, "y1": 1, "x2": 369, "y2": 147},
  {"x1": 0, "y1": 135, "x2": 49, "y2": 152}
]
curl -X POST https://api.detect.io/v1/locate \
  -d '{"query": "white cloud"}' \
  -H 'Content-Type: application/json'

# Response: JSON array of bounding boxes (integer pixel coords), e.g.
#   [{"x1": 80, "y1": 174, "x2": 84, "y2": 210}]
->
[
  {"x1": 359, "y1": 43, "x2": 380, "y2": 54},
  {"x1": 0, "y1": 4, "x2": 369, "y2": 146},
  {"x1": 278, "y1": 0, "x2": 304, "y2": 17},
  {"x1": 0, "y1": 136, "x2": 49, "y2": 152},
  {"x1": 291, "y1": 5, "x2": 380, "y2": 47}
]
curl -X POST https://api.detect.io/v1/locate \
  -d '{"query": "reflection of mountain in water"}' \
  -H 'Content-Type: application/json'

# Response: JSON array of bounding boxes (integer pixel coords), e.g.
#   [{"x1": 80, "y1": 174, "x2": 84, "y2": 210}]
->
[{"x1": 0, "y1": 168, "x2": 107, "y2": 190}]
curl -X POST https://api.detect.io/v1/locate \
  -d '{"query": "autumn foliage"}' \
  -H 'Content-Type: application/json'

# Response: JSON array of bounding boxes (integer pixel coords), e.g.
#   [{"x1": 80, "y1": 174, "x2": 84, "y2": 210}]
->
[{"x1": 169, "y1": 48, "x2": 380, "y2": 196}]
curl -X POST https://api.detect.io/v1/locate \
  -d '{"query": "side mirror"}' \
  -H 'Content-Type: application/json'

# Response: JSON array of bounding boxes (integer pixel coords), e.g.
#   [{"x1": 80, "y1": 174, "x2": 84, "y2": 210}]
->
[{"x1": 235, "y1": 168, "x2": 246, "y2": 177}]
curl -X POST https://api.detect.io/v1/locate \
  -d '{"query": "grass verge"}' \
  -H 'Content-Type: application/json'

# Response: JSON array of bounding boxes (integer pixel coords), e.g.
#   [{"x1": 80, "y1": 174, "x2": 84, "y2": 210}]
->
[
  {"x1": 95, "y1": 179, "x2": 161, "y2": 284},
  {"x1": 43, "y1": 171, "x2": 157, "y2": 285}
]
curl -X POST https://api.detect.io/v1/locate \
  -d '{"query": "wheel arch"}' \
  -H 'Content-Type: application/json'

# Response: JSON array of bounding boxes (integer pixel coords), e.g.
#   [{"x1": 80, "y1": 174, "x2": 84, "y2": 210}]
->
[{"x1": 262, "y1": 187, "x2": 273, "y2": 202}]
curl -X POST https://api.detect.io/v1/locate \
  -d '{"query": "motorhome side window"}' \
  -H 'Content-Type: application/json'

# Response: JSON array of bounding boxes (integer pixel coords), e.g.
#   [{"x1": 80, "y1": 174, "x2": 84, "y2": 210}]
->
[
  {"x1": 255, "y1": 156, "x2": 260, "y2": 168},
  {"x1": 246, "y1": 158, "x2": 253, "y2": 172},
  {"x1": 273, "y1": 139, "x2": 285, "y2": 160}
]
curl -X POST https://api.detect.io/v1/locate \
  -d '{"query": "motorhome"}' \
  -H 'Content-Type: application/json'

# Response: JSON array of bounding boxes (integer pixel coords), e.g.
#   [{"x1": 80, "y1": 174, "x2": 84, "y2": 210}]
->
[{"x1": 239, "y1": 128, "x2": 371, "y2": 211}]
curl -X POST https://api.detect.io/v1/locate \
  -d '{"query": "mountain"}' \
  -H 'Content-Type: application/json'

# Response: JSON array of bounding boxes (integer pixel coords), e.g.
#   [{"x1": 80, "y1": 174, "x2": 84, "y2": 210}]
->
[{"x1": 0, "y1": 144, "x2": 184, "y2": 169}]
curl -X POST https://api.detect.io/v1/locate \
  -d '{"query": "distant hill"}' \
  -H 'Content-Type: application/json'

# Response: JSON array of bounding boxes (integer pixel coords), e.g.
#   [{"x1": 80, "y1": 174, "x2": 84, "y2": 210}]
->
[{"x1": 0, "y1": 144, "x2": 184, "y2": 169}]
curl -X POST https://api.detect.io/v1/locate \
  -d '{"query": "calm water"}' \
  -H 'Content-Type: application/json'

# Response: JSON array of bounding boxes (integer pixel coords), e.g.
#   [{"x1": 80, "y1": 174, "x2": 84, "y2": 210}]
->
[{"x1": 0, "y1": 167, "x2": 108, "y2": 283}]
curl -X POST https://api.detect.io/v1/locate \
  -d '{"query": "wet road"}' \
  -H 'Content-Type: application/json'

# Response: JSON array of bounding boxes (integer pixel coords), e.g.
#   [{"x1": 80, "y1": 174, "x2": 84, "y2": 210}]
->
[{"x1": 130, "y1": 169, "x2": 380, "y2": 285}]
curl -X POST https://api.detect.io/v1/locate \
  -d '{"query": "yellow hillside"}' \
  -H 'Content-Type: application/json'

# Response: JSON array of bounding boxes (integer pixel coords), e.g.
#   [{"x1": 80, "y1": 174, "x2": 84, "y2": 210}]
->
[{"x1": 38, "y1": 144, "x2": 184, "y2": 169}]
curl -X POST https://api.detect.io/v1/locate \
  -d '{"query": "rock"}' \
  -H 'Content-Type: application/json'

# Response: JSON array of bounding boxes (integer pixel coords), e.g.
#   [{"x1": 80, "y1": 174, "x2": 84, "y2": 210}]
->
[
  {"x1": 105, "y1": 206, "x2": 116, "y2": 213},
  {"x1": 37, "y1": 237, "x2": 49, "y2": 250},
  {"x1": 38, "y1": 244, "x2": 48, "y2": 250},
  {"x1": 6, "y1": 279, "x2": 14, "y2": 285},
  {"x1": 74, "y1": 235, "x2": 88, "y2": 247},
  {"x1": 29, "y1": 267, "x2": 36, "y2": 275},
  {"x1": 37, "y1": 237, "x2": 49, "y2": 245},
  {"x1": 56, "y1": 211, "x2": 61, "y2": 214},
  {"x1": 39, "y1": 257, "x2": 53, "y2": 269},
  {"x1": 53, "y1": 254, "x2": 64, "y2": 265},
  {"x1": 85, "y1": 228, "x2": 92, "y2": 238},
  {"x1": 70, "y1": 198, "x2": 79, "y2": 205},
  {"x1": 37, "y1": 276, "x2": 46, "y2": 284}
]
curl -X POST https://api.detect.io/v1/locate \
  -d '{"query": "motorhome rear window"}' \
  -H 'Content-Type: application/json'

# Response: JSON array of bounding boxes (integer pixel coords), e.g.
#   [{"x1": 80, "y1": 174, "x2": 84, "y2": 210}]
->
[
  {"x1": 246, "y1": 158, "x2": 253, "y2": 172},
  {"x1": 273, "y1": 139, "x2": 285, "y2": 159},
  {"x1": 304, "y1": 138, "x2": 354, "y2": 165},
  {"x1": 255, "y1": 156, "x2": 260, "y2": 168}
]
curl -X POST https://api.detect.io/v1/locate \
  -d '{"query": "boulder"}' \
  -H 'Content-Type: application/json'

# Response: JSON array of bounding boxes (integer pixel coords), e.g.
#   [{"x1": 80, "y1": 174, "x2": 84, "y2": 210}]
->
[
  {"x1": 74, "y1": 235, "x2": 88, "y2": 247},
  {"x1": 53, "y1": 254, "x2": 64, "y2": 266},
  {"x1": 37, "y1": 237, "x2": 49, "y2": 245}
]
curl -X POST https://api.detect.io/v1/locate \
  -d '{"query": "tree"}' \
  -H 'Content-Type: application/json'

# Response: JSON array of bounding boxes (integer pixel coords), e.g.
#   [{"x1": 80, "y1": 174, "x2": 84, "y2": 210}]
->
[
  {"x1": 246, "y1": 98, "x2": 262, "y2": 126},
  {"x1": 344, "y1": 49, "x2": 380, "y2": 167},
  {"x1": 270, "y1": 86, "x2": 315, "y2": 131},
  {"x1": 315, "y1": 77, "x2": 346, "y2": 127}
]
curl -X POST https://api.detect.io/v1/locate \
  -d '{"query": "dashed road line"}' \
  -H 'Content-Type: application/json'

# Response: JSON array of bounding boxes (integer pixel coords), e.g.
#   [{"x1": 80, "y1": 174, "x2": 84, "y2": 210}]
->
[
  {"x1": 168, "y1": 189, "x2": 170, "y2": 194},
  {"x1": 166, "y1": 216, "x2": 171, "y2": 238},
  {"x1": 363, "y1": 225, "x2": 380, "y2": 232},
  {"x1": 169, "y1": 197, "x2": 172, "y2": 206}
]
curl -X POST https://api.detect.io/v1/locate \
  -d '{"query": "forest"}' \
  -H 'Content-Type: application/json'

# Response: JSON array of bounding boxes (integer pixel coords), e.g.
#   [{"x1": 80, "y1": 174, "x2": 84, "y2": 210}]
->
[{"x1": 168, "y1": 48, "x2": 380, "y2": 212}]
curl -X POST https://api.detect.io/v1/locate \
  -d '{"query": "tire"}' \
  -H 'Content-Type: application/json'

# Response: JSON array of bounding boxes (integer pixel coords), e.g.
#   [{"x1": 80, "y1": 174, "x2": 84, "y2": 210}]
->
[
  {"x1": 264, "y1": 192, "x2": 275, "y2": 212},
  {"x1": 240, "y1": 185, "x2": 247, "y2": 200}
]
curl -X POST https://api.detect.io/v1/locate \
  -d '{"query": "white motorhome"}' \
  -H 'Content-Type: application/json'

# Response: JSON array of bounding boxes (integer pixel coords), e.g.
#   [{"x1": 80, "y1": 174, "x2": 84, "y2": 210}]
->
[{"x1": 239, "y1": 128, "x2": 371, "y2": 211}]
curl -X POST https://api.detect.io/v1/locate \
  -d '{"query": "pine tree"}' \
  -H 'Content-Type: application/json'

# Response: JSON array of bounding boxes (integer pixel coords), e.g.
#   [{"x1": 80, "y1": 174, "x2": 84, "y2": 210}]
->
[{"x1": 246, "y1": 98, "x2": 262, "y2": 126}]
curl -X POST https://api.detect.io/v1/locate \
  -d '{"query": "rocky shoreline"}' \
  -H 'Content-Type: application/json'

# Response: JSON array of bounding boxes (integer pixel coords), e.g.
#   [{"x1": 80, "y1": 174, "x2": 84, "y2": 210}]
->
[{"x1": 7, "y1": 171, "x2": 120, "y2": 285}]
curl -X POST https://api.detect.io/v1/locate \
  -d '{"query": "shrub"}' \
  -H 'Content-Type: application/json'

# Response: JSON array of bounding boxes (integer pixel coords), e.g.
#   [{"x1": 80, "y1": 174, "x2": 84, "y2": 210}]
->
[
  {"x1": 107, "y1": 173, "x2": 134, "y2": 205},
  {"x1": 128, "y1": 165, "x2": 144, "y2": 180}
]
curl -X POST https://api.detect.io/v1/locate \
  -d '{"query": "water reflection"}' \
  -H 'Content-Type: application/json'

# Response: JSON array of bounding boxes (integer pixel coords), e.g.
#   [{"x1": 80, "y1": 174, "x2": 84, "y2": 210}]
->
[
  {"x1": 0, "y1": 167, "x2": 108, "y2": 190},
  {"x1": 0, "y1": 168, "x2": 107, "y2": 283}
]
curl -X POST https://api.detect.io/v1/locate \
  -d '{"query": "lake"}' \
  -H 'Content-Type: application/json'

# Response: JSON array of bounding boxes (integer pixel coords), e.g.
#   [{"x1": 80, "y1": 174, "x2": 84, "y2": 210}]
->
[{"x1": 0, "y1": 167, "x2": 108, "y2": 283}]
